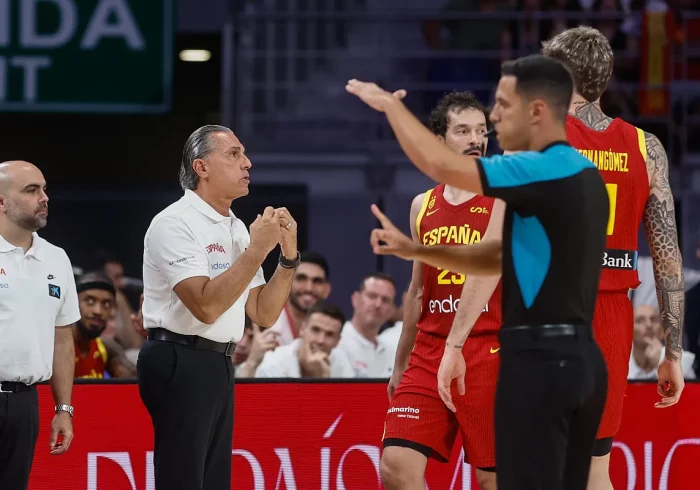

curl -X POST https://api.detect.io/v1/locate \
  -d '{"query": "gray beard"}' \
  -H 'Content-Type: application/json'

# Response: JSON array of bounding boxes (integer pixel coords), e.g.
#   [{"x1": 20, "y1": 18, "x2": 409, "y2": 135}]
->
[{"x1": 6, "y1": 203, "x2": 46, "y2": 232}]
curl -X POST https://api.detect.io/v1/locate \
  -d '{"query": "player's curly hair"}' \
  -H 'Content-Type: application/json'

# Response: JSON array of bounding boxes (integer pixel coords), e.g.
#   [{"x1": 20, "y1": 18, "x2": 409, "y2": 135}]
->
[
  {"x1": 428, "y1": 91, "x2": 489, "y2": 138},
  {"x1": 541, "y1": 26, "x2": 614, "y2": 103}
]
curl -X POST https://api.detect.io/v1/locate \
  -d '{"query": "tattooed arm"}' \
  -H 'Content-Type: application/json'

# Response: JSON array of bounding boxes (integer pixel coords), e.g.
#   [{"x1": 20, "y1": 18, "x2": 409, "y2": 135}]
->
[{"x1": 642, "y1": 133, "x2": 685, "y2": 362}]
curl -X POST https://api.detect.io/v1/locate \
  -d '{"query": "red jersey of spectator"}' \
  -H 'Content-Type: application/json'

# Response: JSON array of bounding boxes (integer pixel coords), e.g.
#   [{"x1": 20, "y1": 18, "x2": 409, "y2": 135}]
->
[
  {"x1": 74, "y1": 338, "x2": 108, "y2": 379},
  {"x1": 415, "y1": 184, "x2": 502, "y2": 336},
  {"x1": 566, "y1": 116, "x2": 649, "y2": 292}
]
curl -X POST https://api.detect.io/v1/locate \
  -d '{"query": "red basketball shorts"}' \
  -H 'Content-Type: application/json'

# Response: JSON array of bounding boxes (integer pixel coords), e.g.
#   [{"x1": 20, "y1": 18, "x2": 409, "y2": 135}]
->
[
  {"x1": 592, "y1": 291, "x2": 634, "y2": 440},
  {"x1": 383, "y1": 331, "x2": 500, "y2": 468}
]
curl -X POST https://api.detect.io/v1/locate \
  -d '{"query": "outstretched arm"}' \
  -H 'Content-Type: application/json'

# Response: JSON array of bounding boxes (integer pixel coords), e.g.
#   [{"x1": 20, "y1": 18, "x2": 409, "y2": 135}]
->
[
  {"x1": 345, "y1": 80, "x2": 484, "y2": 194},
  {"x1": 445, "y1": 199, "x2": 505, "y2": 349},
  {"x1": 412, "y1": 240, "x2": 502, "y2": 277},
  {"x1": 642, "y1": 133, "x2": 684, "y2": 362},
  {"x1": 369, "y1": 204, "x2": 502, "y2": 276}
]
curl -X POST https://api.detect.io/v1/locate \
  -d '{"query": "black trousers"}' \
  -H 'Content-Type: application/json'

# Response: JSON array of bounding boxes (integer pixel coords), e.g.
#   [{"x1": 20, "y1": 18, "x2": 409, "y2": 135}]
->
[
  {"x1": 0, "y1": 387, "x2": 39, "y2": 490},
  {"x1": 495, "y1": 326, "x2": 608, "y2": 490},
  {"x1": 137, "y1": 339, "x2": 235, "y2": 490}
]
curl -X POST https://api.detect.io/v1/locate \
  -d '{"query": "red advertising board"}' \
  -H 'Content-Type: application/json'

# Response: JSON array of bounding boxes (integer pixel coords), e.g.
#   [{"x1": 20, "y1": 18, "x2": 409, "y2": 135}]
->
[{"x1": 28, "y1": 381, "x2": 700, "y2": 489}]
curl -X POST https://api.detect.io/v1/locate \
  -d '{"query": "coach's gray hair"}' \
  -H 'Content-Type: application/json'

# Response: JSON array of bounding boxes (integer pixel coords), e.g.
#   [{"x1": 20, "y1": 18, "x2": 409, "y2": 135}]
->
[{"x1": 179, "y1": 125, "x2": 234, "y2": 191}]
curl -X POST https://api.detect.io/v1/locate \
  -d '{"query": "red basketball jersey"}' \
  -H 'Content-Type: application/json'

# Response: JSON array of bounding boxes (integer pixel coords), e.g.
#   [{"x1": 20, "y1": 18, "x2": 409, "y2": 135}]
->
[
  {"x1": 566, "y1": 116, "x2": 649, "y2": 291},
  {"x1": 74, "y1": 337, "x2": 108, "y2": 378},
  {"x1": 415, "y1": 184, "x2": 502, "y2": 336}
]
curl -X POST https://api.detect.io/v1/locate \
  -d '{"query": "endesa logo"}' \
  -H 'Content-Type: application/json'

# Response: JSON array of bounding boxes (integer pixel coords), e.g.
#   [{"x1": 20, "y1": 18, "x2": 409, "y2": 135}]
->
[
  {"x1": 429, "y1": 295, "x2": 488, "y2": 314},
  {"x1": 470, "y1": 206, "x2": 489, "y2": 214},
  {"x1": 211, "y1": 263, "x2": 230, "y2": 271}
]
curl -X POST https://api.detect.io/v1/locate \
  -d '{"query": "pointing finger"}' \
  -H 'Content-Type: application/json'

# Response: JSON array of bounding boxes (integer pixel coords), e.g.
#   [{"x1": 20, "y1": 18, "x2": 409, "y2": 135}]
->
[{"x1": 371, "y1": 204, "x2": 395, "y2": 229}]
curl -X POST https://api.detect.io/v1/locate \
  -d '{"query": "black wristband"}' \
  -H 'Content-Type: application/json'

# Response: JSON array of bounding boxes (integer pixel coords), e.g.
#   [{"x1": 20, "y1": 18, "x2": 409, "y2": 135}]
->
[{"x1": 279, "y1": 251, "x2": 301, "y2": 269}]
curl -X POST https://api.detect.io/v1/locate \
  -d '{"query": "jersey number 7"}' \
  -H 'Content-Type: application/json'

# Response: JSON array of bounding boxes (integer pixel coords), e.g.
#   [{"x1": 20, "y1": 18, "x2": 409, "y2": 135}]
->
[{"x1": 606, "y1": 183, "x2": 617, "y2": 236}]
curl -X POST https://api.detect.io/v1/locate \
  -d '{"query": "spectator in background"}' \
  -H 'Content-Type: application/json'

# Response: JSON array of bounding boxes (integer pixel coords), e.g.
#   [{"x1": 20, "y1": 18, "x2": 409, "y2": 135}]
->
[
  {"x1": 423, "y1": 0, "x2": 512, "y2": 109},
  {"x1": 629, "y1": 305, "x2": 696, "y2": 379},
  {"x1": 337, "y1": 273, "x2": 397, "y2": 378},
  {"x1": 233, "y1": 317, "x2": 278, "y2": 377},
  {"x1": 256, "y1": 302, "x2": 354, "y2": 378},
  {"x1": 593, "y1": 0, "x2": 639, "y2": 118},
  {"x1": 504, "y1": 0, "x2": 581, "y2": 59},
  {"x1": 631, "y1": 255, "x2": 700, "y2": 310},
  {"x1": 73, "y1": 271, "x2": 136, "y2": 379},
  {"x1": 379, "y1": 288, "x2": 408, "y2": 335},
  {"x1": 269, "y1": 251, "x2": 332, "y2": 346},
  {"x1": 231, "y1": 317, "x2": 253, "y2": 376},
  {"x1": 378, "y1": 288, "x2": 408, "y2": 362},
  {"x1": 93, "y1": 250, "x2": 144, "y2": 362}
]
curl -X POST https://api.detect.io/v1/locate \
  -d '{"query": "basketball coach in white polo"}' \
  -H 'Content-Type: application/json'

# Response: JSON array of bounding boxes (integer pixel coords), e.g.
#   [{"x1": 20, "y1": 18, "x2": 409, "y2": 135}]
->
[
  {"x1": 0, "y1": 161, "x2": 79, "y2": 490},
  {"x1": 138, "y1": 125, "x2": 298, "y2": 490}
]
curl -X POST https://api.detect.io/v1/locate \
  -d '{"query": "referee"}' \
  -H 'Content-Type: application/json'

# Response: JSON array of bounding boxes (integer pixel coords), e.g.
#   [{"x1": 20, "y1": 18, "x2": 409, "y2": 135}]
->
[
  {"x1": 138, "y1": 126, "x2": 297, "y2": 489},
  {"x1": 350, "y1": 55, "x2": 609, "y2": 489},
  {"x1": 0, "y1": 161, "x2": 80, "y2": 489}
]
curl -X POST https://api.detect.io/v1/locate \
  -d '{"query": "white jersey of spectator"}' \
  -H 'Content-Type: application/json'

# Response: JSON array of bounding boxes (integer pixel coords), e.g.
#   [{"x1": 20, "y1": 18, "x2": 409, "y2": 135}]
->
[
  {"x1": 628, "y1": 347, "x2": 696, "y2": 380},
  {"x1": 0, "y1": 233, "x2": 80, "y2": 385},
  {"x1": 631, "y1": 256, "x2": 700, "y2": 309},
  {"x1": 142, "y1": 189, "x2": 266, "y2": 343},
  {"x1": 269, "y1": 307, "x2": 297, "y2": 346},
  {"x1": 337, "y1": 321, "x2": 394, "y2": 378},
  {"x1": 255, "y1": 339, "x2": 355, "y2": 378},
  {"x1": 378, "y1": 321, "x2": 403, "y2": 367}
]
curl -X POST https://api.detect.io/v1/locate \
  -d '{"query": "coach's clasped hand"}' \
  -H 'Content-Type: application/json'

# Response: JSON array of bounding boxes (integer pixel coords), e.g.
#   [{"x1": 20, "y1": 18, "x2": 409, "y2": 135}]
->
[
  {"x1": 275, "y1": 207, "x2": 298, "y2": 261},
  {"x1": 250, "y1": 207, "x2": 283, "y2": 254},
  {"x1": 369, "y1": 204, "x2": 417, "y2": 260}
]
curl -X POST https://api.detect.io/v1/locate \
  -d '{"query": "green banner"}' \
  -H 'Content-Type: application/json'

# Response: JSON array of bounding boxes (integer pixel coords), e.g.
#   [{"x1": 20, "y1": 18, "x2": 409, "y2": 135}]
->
[{"x1": 0, "y1": 0, "x2": 174, "y2": 113}]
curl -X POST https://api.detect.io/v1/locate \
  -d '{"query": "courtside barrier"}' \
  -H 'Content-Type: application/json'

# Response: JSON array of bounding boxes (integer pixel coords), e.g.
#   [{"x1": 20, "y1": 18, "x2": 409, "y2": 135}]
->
[{"x1": 28, "y1": 380, "x2": 700, "y2": 489}]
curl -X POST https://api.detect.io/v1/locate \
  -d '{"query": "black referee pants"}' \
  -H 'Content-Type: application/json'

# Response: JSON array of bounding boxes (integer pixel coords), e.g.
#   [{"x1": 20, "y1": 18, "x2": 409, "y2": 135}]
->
[
  {"x1": 137, "y1": 339, "x2": 235, "y2": 490},
  {"x1": 495, "y1": 326, "x2": 608, "y2": 490},
  {"x1": 0, "y1": 388, "x2": 39, "y2": 490}
]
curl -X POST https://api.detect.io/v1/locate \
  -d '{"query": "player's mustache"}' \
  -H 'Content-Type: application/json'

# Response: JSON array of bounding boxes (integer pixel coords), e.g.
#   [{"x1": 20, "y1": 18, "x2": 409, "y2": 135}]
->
[{"x1": 463, "y1": 145, "x2": 484, "y2": 155}]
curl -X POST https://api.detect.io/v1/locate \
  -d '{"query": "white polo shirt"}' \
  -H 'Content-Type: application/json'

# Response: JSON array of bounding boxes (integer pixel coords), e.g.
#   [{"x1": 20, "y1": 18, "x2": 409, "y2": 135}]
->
[
  {"x1": 337, "y1": 322, "x2": 395, "y2": 378},
  {"x1": 255, "y1": 339, "x2": 355, "y2": 378},
  {"x1": 378, "y1": 321, "x2": 403, "y2": 367},
  {"x1": 142, "y1": 190, "x2": 266, "y2": 344},
  {"x1": 0, "y1": 233, "x2": 80, "y2": 385}
]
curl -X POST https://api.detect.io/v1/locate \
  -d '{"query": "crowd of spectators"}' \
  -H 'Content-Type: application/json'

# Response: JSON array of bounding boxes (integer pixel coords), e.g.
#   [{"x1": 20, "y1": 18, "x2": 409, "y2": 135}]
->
[{"x1": 72, "y1": 249, "x2": 700, "y2": 382}]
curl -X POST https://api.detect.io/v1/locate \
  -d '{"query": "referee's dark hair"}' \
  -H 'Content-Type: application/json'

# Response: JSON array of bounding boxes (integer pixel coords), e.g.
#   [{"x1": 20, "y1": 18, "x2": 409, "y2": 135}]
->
[
  {"x1": 305, "y1": 301, "x2": 346, "y2": 326},
  {"x1": 501, "y1": 54, "x2": 574, "y2": 123}
]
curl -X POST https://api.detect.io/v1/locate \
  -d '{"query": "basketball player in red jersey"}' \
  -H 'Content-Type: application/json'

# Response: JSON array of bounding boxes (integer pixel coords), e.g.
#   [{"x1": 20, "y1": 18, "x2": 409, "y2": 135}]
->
[
  {"x1": 542, "y1": 27, "x2": 685, "y2": 490},
  {"x1": 73, "y1": 271, "x2": 137, "y2": 378},
  {"x1": 380, "y1": 91, "x2": 505, "y2": 490}
]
